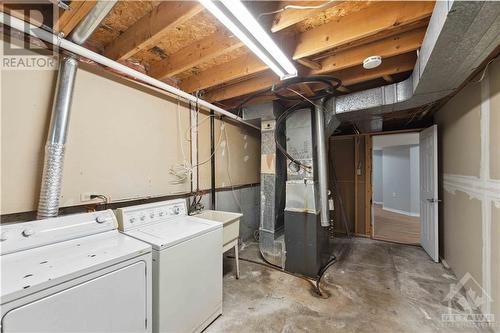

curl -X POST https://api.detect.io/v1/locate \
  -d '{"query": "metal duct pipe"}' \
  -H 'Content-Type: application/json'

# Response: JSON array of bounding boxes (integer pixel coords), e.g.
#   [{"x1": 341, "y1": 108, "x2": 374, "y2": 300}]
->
[
  {"x1": 37, "y1": 55, "x2": 79, "y2": 218},
  {"x1": 69, "y1": 1, "x2": 117, "y2": 43},
  {"x1": 327, "y1": 1, "x2": 500, "y2": 131},
  {"x1": 314, "y1": 99, "x2": 330, "y2": 227},
  {"x1": 36, "y1": 1, "x2": 116, "y2": 219}
]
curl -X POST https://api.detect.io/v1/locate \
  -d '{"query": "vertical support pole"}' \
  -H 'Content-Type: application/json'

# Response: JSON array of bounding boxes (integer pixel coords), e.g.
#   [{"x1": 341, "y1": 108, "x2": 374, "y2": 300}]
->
[
  {"x1": 190, "y1": 103, "x2": 198, "y2": 193},
  {"x1": 210, "y1": 110, "x2": 216, "y2": 210}
]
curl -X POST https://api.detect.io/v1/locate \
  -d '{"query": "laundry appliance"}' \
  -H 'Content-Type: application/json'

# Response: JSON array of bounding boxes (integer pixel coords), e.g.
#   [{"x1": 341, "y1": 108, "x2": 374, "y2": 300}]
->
[
  {"x1": 0, "y1": 210, "x2": 152, "y2": 333},
  {"x1": 115, "y1": 199, "x2": 223, "y2": 333}
]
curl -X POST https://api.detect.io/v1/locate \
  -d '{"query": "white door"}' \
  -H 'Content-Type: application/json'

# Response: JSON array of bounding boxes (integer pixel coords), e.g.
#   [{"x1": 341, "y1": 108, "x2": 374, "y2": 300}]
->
[{"x1": 419, "y1": 125, "x2": 439, "y2": 262}]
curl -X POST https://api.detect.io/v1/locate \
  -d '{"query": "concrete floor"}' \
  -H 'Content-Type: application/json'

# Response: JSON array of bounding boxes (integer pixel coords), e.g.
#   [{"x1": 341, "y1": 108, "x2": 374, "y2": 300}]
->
[{"x1": 207, "y1": 237, "x2": 493, "y2": 333}]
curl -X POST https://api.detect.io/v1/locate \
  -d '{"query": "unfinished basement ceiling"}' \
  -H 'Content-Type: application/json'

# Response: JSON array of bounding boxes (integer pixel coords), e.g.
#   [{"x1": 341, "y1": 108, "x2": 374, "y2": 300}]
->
[{"x1": 4, "y1": 1, "x2": 433, "y2": 105}]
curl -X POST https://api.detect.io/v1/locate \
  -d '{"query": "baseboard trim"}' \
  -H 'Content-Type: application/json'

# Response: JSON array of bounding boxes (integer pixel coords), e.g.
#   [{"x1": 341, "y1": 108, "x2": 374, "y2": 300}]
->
[{"x1": 382, "y1": 206, "x2": 419, "y2": 217}]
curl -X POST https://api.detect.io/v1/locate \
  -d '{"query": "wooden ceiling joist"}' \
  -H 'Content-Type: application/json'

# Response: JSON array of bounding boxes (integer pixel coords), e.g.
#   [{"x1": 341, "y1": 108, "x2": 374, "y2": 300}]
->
[
  {"x1": 55, "y1": 1, "x2": 96, "y2": 37},
  {"x1": 182, "y1": 26, "x2": 425, "y2": 94},
  {"x1": 296, "y1": 58, "x2": 322, "y2": 70},
  {"x1": 271, "y1": 0, "x2": 344, "y2": 32},
  {"x1": 298, "y1": 83, "x2": 316, "y2": 97},
  {"x1": 310, "y1": 27, "x2": 426, "y2": 75},
  {"x1": 205, "y1": 52, "x2": 416, "y2": 103},
  {"x1": 103, "y1": 2, "x2": 204, "y2": 61},
  {"x1": 178, "y1": 1, "x2": 432, "y2": 94},
  {"x1": 150, "y1": 30, "x2": 243, "y2": 80},
  {"x1": 383, "y1": 75, "x2": 394, "y2": 83},
  {"x1": 292, "y1": 1, "x2": 434, "y2": 59},
  {"x1": 179, "y1": 54, "x2": 268, "y2": 93}
]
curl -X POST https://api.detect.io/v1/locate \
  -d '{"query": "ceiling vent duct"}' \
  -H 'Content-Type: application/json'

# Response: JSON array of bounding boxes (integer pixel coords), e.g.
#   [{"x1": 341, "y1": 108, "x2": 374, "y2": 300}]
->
[{"x1": 329, "y1": 1, "x2": 500, "y2": 132}]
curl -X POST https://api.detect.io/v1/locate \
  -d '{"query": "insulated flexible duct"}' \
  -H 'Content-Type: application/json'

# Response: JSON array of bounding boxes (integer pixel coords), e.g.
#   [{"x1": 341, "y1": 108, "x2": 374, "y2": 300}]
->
[
  {"x1": 36, "y1": 2, "x2": 117, "y2": 219},
  {"x1": 37, "y1": 55, "x2": 78, "y2": 218}
]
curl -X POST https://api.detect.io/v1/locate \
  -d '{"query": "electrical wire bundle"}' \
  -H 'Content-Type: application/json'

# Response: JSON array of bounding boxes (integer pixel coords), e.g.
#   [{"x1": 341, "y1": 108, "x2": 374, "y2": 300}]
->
[
  {"x1": 168, "y1": 100, "x2": 222, "y2": 185},
  {"x1": 168, "y1": 98, "x2": 242, "y2": 212}
]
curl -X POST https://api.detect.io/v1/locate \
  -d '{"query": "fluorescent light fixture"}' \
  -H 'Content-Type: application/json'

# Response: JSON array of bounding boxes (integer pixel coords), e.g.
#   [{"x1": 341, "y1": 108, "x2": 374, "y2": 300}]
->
[{"x1": 199, "y1": 0, "x2": 297, "y2": 80}]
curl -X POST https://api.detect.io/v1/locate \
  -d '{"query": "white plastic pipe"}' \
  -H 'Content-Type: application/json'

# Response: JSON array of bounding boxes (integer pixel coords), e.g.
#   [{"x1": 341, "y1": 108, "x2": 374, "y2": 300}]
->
[{"x1": 0, "y1": 13, "x2": 260, "y2": 130}]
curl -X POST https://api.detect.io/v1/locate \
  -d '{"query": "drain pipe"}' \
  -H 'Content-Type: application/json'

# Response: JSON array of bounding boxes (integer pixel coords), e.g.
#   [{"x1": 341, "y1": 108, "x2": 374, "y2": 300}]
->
[
  {"x1": 37, "y1": 1, "x2": 116, "y2": 219},
  {"x1": 315, "y1": 98, "x2": 330, "y2": 227}
]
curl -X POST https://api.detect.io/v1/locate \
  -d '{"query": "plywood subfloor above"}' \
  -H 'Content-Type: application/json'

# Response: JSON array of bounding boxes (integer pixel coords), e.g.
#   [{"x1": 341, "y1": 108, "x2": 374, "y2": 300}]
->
[
  {"x1": 53, "y1": 0, "x2": 434, "y2": 105},
  {"x1": 88, "y1": 1, "x2": 160, "y2": 51}
]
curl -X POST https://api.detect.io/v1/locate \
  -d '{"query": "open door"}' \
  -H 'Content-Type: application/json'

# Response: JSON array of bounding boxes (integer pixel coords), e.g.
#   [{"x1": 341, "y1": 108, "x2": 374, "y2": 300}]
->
[{"x1": 419, "y1": 125, "x2": 439, "y2": 262}]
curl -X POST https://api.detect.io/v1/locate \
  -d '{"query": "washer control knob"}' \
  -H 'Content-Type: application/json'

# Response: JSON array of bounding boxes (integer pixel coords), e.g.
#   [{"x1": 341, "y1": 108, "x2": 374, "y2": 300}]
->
[
  {"x1": 159, "y1": 211, "x2": 164, "y2": 217},
  {"x1": 96, "y1": 215, "x2": 110, "y2": 223},
  {"x1": 140, "y1": 214, "x2": 146, "y2": 221},
  {"x1": 22, "y1": 228, "x2": 35, "y2": 237},
  {"x1": 149, "y1": 212, "x2": 155, "y2": 219},
  {"x1": 129, "y1": 217, "x2": 136, "y2": 223},
  {"x1": 173, "y1": 206, "x2": 180, "y2": 215}
]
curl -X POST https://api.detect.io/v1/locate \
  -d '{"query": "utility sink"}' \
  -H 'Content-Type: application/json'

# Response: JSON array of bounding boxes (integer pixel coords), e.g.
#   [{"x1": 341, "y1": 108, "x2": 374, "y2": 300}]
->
[
  {"x1": 194, "y1": 210, "x2": 242, "y2": 251},
  {"x1": 193, "y1": 210, "x2": 243, "y2": 279}
]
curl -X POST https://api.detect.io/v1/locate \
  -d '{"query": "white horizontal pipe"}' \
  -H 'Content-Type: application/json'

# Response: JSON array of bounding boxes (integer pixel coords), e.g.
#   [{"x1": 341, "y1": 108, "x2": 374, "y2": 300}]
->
[{"x1": 1, "y1": 13, "x2": 260, "y2": 130}]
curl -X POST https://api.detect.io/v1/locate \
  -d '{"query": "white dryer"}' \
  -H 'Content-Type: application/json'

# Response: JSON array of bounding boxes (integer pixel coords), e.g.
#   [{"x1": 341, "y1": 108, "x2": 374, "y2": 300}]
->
[
  {"x1": 0, "y1": 210, "x2": 152, "y2": 333},
  {"x1": 115, "y1": 199, "x2": 223, "y2": 333}
]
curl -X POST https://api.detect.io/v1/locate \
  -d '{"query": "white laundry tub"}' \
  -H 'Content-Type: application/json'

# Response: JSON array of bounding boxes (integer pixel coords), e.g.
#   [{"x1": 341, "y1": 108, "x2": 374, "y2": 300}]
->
[{"x1": 194, "y1": 210, "x2": 243, "y2": 278}]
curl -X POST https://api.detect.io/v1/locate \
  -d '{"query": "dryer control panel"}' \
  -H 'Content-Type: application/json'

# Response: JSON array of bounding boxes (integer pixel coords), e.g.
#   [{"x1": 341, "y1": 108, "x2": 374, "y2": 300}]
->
[
  {"x1": 0, "y1": 210, "x2": 117, "y2": 255},
  {"x1": 115, "y1": 199, "x2": 188, "y2": 231}
]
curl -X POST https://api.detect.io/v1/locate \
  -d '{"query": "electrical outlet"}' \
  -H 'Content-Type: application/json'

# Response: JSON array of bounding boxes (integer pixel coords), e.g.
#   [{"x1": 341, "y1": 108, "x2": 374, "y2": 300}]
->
[
  {"x1": 80, "y1": 193, "x2": 110, "y2": 203},
  {"x1": 80, "y1": 193, "x2": 94, "y2": 202}
]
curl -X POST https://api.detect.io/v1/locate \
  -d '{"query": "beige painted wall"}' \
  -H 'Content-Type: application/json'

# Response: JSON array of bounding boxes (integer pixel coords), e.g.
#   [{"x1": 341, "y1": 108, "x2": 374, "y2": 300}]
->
[
  {"x1": 492, "y1": 205, "x2": 500, "y2": 332},
  {"x1": 441, "y1": 191, "x2": 483, "y2": 284},
  {"x1": 197, "y1": 114, "x2": 260, "y2": 190},
  {"x1": 1, "y1": 44, "x2": 260, "y2": 215},
  {"x1": 490, "y1": 60, "x2": 500, "y2": 180},
  {"x1": 436, "y1": 80, "x2": 481, "y2": 177},
  {"x1": 435, "y1": 56, "x2": 500, "y2": 330}
]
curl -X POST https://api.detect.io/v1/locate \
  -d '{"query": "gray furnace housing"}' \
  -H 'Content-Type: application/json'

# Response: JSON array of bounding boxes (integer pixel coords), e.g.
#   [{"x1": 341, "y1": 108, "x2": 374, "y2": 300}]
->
[{"x1": 283, "y1": 107, "x2": 331, "y2": 278}]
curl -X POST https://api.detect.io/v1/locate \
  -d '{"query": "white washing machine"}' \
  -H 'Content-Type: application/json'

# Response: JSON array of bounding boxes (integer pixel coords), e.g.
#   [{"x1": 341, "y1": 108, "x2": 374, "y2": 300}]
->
[
  {"x1": 0, "y1": 210, "x2": 152, "y2": 333},
  {"x1": 115, "y1": 199, "x2": 223, "y2": 333}
]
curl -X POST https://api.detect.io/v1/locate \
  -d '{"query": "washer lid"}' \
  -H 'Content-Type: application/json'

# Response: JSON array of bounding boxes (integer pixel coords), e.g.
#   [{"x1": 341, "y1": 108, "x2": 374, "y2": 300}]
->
[
  {"x1": 123, "y1": 216, "x2": 221, "y2": 250},
  {"x1": 0, "y1": 230, "x2": 151, "y2": 304}
]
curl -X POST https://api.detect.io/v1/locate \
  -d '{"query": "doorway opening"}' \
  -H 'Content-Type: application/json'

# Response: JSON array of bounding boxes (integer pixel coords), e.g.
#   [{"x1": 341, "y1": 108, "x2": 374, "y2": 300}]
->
[
  {"x1": 329, "y1": 127, "x2": 438, "y2": 261},
  {"x1": 372, "y1": 133, "x2": 421, "y2": 245}
]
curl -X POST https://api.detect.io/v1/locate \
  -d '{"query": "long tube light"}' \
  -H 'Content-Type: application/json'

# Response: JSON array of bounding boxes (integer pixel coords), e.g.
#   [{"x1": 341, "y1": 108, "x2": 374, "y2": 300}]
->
[
  {"x1": 199, "y1": 0, "x2": 297, "y2": 80},
  {"x1": 0, "y1": 13, "x2": 259, "y2": 131}
]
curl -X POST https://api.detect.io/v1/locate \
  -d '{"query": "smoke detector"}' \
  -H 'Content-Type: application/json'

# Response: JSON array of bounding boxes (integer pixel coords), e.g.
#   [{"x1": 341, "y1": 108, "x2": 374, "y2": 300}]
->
[{"x1": 363, "y1": 56, "x2": 382, "y2": 69}]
